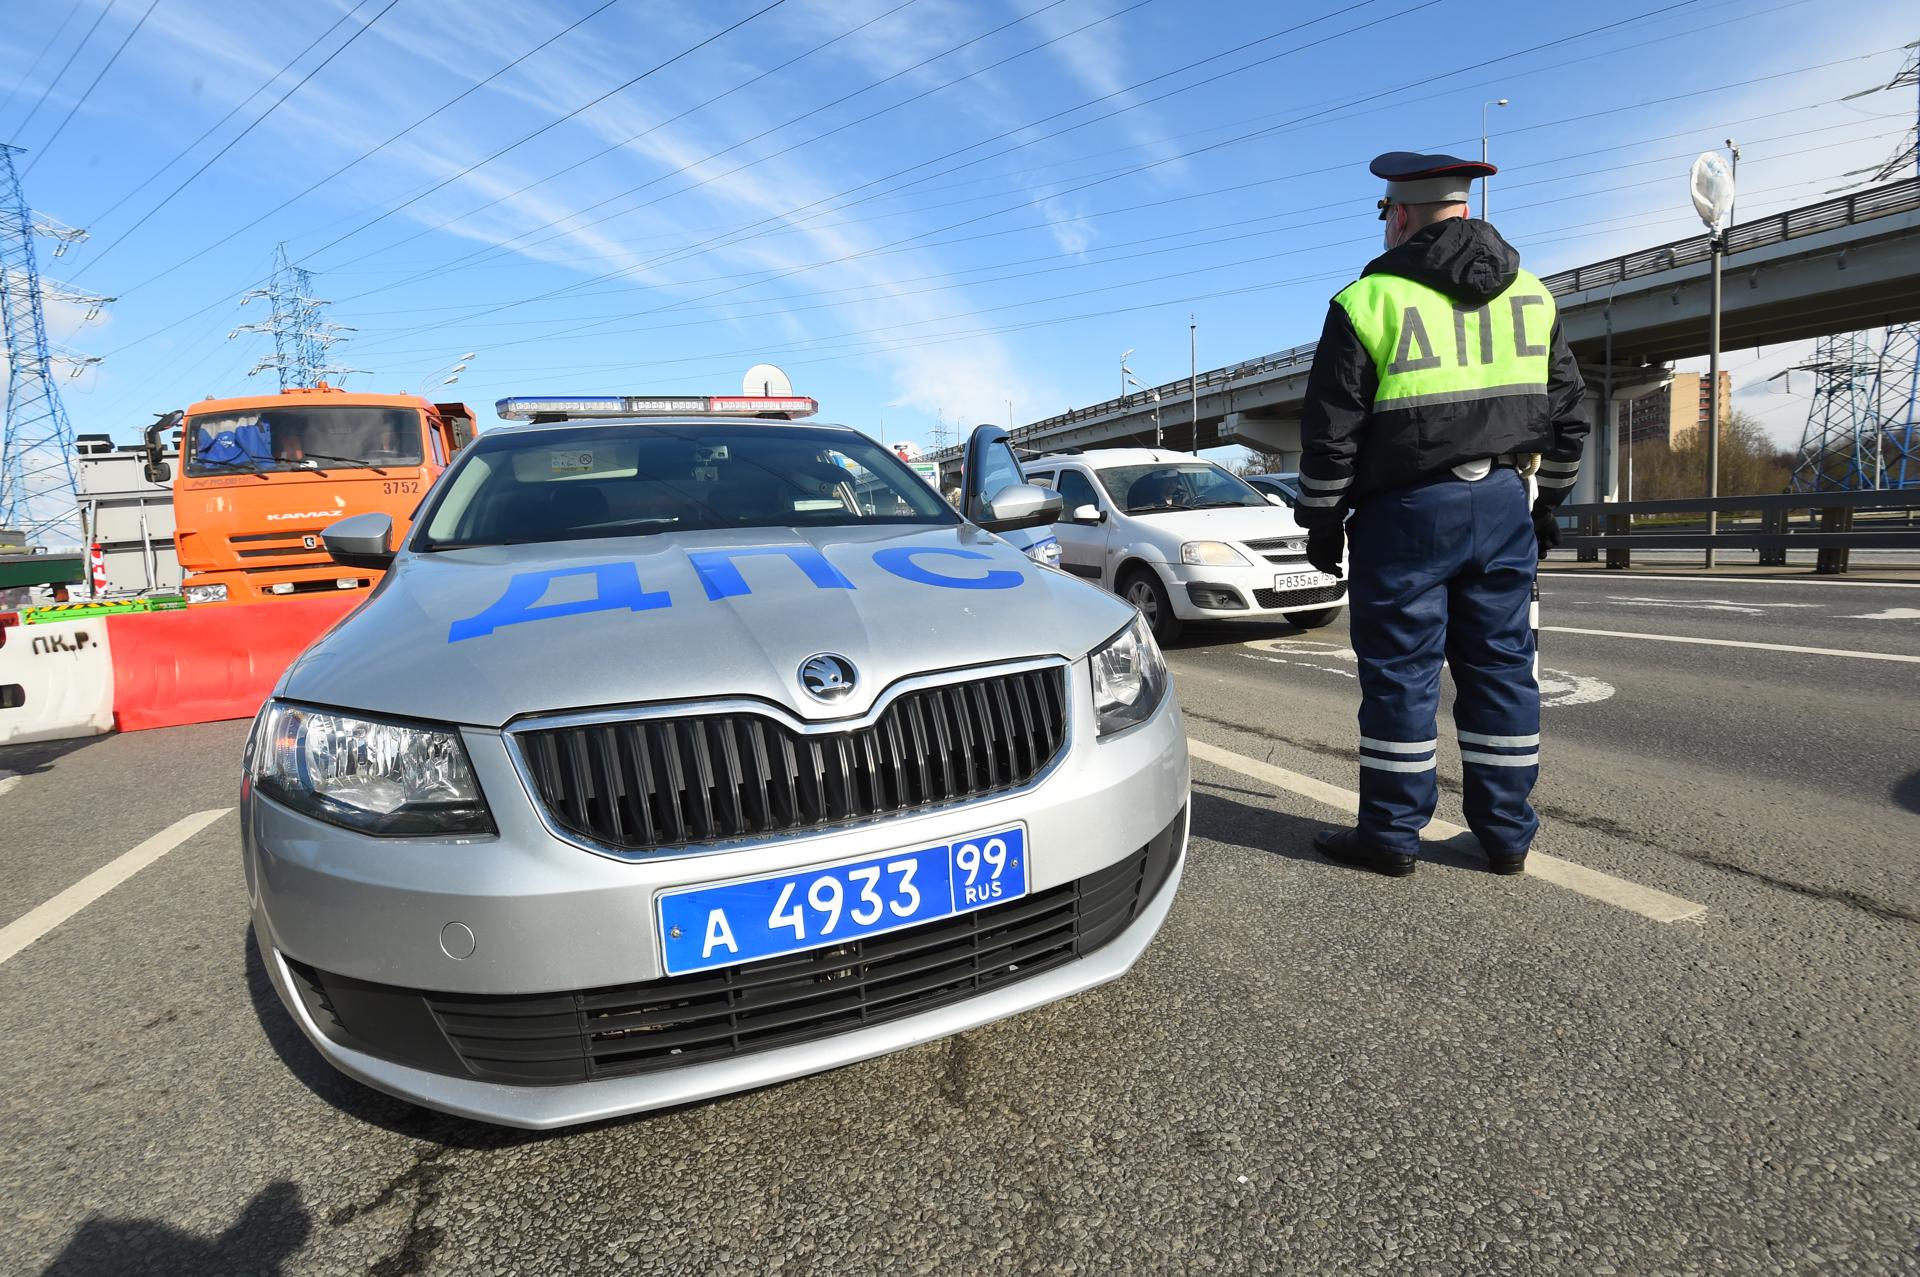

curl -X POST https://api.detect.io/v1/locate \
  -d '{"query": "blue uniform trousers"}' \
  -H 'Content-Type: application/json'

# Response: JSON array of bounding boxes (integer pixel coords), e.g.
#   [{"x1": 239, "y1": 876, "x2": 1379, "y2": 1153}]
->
[{"x1": 1345, "y1": 467, "x2": 1540, "y2": 855}]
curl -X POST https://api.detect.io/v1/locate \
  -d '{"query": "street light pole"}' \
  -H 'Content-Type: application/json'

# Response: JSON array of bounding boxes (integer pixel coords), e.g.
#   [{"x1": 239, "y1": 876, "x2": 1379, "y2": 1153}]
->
[
  {"x1": 1481, "y1": 98, "x2": 1508, "y2": 220},
  {"x1": 1706, "y1": 230, "x2": 1723, "y2": 567},
  {"x1": 1189, "y1": 314, "x2": 1198, "y2": 450},
  {"x1": 1120, "y1": 348, "x2": 1133, "y2": 400},
  {"x1": 1726, "y1": 138, "x2": 1741, "y2": 228}
]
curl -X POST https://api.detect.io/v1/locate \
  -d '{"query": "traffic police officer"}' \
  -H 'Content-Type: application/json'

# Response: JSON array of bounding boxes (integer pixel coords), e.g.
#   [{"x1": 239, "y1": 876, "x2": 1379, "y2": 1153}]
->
[{"x1": 1294, "y1": 151, "x2": 1590, "y2": 877}]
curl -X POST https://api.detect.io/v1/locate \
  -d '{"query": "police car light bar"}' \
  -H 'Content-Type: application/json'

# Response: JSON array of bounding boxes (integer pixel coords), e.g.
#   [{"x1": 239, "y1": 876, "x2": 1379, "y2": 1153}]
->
[{"x1": 496, "y1": 394, "x2": 819, "y2": 421}]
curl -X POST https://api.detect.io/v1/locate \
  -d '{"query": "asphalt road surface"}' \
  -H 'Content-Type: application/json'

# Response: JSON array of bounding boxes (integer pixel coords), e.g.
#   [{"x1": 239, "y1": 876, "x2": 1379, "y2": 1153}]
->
[{"x1": 2, "y1": 570, "x2": 1916, "y2": 1275}]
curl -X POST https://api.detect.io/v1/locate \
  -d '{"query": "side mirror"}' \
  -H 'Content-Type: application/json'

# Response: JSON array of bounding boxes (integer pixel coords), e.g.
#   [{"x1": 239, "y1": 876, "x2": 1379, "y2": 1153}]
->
[
  {"x1": 143, "y1": 460, "x2": 172, "y2": 484},
  {"x1": 1069, "y1": 503, "x2": 1106, "y2": 525},
  {"x1": 978, "y1": 483, "x2": 1063, "y2": 534},
  {"x1": 1264, "y1": 492, "x2": 1287, "y2": 507},
  {"x1": 322, "y1": 512, "x2": 396, "y2": 571}
]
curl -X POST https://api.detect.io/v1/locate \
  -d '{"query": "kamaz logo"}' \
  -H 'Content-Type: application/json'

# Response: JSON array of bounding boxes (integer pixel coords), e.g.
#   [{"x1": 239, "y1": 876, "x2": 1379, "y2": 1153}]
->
[{"x1": 266, "y1": 512, "x2": 337, "y2": 522}]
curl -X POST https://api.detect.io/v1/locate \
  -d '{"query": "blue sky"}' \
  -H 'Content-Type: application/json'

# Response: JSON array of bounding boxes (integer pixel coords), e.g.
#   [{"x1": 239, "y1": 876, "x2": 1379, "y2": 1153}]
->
[{"x1": 3, "y1": 0, "x2": 1915, "y2": 454}]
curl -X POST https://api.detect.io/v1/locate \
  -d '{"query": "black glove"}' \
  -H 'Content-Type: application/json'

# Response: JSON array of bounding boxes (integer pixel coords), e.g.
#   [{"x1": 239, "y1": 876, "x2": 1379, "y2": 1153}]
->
[
  {"x1": 1305, "y1": 522, "x2": 1345, "y2": 578},
  {"x1": 1531, "y1": 503, "x2": 1560, "y2": 557}
]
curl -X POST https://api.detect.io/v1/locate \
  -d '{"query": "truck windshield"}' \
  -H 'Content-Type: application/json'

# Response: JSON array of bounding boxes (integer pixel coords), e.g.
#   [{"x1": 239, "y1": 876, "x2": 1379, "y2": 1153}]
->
[
  {"x1": 416, "y1": 422, "x2": 958, "y2": 550},
  {"x1": 185, "y1": 406, "x2": 425, "y2": 476},
  {"x1": 1098, "y1": 462, "x2": 1268, "y2": 514}
]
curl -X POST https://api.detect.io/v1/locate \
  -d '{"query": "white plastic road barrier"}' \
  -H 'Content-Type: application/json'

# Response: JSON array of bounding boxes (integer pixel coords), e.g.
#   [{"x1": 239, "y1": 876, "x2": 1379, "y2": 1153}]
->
[{"x1": 0, "y1": 618, "x2": 116, "y2": 745}]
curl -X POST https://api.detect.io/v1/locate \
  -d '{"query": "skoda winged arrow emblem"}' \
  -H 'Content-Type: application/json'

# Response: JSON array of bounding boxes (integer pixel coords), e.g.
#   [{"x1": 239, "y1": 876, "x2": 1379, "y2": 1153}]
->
[{"x1": 799, "y1": 653, "x2": 857, "y2": 703}]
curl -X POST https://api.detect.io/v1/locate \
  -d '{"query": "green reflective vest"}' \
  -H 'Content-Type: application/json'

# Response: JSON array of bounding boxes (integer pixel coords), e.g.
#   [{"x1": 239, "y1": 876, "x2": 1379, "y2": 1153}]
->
[{"x1": 1333, "y1": 268, "x2": 1556, "y2": 414}]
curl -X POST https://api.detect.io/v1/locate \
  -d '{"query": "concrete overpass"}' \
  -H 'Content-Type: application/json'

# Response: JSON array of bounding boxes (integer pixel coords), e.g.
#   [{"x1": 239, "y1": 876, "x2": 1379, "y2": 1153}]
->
[{"x1": 943, "y1": 177, "x2": 1920, "y2": 504}]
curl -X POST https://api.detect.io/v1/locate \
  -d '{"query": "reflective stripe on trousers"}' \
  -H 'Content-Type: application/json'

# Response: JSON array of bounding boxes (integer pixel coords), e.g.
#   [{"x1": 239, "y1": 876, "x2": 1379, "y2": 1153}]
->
[{"x1": 1346, "y1": 466, "x2": 1540, "y2": 854}]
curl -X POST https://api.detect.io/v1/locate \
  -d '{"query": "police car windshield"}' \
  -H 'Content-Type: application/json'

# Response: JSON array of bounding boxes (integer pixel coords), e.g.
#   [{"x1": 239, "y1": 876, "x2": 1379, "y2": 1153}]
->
[
  {"x1": 185, "y1": 406, "x2": 425, "y2": 476},
  {"x1": 1099, "y1": 462, "x2": 1267, "y2": 514},
  {"x1": 416, "y1": 422, "x2": 957, "y2": 550}
]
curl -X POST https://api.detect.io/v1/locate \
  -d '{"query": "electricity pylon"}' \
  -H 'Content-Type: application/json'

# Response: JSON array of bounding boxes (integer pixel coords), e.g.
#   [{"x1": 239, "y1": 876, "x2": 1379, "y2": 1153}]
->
[
  {"x1": 1870, "y1": 324, "x2": 1919, "y2": 489},
  {"x1": 0, "y1": 142, "x2": 106, "y2": 548},
  {"x1": 228, "y1": 243, "x2": 357, "y2": 388}
]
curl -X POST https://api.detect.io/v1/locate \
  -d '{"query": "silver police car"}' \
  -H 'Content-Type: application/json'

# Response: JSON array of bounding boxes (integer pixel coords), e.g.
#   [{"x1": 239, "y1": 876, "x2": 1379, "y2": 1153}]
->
[{"x1": 243, "y1": 393, "x2": 1190, "y2": 1128}]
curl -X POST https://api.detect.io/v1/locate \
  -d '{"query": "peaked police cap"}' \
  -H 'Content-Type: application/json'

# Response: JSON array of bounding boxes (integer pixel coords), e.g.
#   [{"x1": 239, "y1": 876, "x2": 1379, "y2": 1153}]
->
[{"x1": 1371, "y1": 151, "x2": 1496, "y2": 218}]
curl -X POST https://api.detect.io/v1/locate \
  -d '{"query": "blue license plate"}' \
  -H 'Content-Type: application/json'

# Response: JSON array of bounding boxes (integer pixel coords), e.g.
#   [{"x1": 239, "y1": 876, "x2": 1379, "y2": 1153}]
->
[{"x1": 657, "y1": 826, "x2": 1028, "y2": 976}]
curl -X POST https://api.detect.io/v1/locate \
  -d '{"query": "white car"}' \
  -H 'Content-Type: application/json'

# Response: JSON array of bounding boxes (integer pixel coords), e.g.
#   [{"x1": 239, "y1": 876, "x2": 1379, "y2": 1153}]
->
[{"x1": 1021, "y1": 448, "x2": 1344, "y2": 642}]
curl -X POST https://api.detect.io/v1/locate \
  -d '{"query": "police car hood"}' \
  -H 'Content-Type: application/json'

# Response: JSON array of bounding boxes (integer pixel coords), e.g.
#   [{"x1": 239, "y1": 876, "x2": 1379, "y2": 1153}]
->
[
  {"x1": 280, "y1": 524, "x2": 1133, "y2": 728},
  {"x1": 1363, "y1": 218, "x2": 1520, "y2": 305}
]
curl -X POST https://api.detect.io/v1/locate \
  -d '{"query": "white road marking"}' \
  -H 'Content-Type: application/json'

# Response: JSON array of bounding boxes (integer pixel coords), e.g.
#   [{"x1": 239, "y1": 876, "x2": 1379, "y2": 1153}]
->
[
  {"x1": 1241, "y1": 638, "x2": 1615, "y2": 707},
  {"x1": 1577, "y1": 596, "x2": 1822, "y2": 616},
  {"x1": 0, "y1": 771, "x2": 19, "y2": 799},
  {"x1": 1545, "y1": 572, "x2": 1920, "y2": 590},
  {"x1": 1542, "y1": 626, "x2": 1920, "y2": 664},
  {"x1": 1186, "y1": 738, "x2": 1707, "y2": 924},
  {"x1": 1845, "y1": 608, "x2": 1920, "y2": 621},
  {"x1": 0, "y1": 809, "x2": 232, "y2": 966},
  {"x1": 1537, "y1": 669, "x2": 1615, "y2": 707}
]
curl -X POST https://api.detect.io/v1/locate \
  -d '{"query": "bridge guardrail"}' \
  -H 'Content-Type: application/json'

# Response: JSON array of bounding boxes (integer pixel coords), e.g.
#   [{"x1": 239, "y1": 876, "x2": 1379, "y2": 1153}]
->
[
  {"x1": 953, "y1": 176, "x2": 1920, "y2": 461},
  {"x1": 1555, "y1": 487, "x2": 1920, "y2": 574}
]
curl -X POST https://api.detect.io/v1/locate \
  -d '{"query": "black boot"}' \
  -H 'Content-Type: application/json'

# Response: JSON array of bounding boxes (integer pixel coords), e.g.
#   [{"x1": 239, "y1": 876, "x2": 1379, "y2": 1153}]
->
[
  {"x1": 1486, "y1": 852, "x2": 1528, "y2": 875},
  {"x1": 1312, "y1": 828, "x2": 1416, "y2": 878}
]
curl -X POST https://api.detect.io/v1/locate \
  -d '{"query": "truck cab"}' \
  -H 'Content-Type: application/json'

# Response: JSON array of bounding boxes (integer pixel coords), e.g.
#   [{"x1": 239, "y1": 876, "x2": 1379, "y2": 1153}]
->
[{"x1": 149, "y1": 384, "x2": 475, "y2": 606}]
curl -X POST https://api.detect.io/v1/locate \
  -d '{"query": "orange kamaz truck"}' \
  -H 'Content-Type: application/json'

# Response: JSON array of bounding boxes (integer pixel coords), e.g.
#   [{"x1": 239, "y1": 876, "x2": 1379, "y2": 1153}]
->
[{"x1": 141, "y1": 383, "x2": 475, "y2": 606}]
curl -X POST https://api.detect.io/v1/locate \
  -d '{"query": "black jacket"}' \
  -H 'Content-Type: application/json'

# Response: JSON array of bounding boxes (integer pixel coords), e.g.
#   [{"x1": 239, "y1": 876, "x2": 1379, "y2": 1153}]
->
[{"x1": 1293, "y1": 220, "x2": 1589, "y2": 528}]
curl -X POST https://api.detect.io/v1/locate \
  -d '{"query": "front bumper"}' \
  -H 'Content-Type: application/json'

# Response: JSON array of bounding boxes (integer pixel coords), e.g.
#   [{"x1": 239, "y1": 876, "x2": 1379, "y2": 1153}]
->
[
  {"x1": 1155, "y1": 559, "x2": 1345, "y2": 620},
  {"x1": 246, "y1": 671, "x2": 1190, "y2": 1127}
]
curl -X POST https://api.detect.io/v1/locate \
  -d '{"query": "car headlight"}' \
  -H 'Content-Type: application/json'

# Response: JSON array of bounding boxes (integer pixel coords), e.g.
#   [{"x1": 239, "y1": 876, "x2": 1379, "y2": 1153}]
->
[
  {"x1": 1089, "y1": 614, "x2": 1170, "y2": 737},
  {"x1": 1180, "y1": 540, "x2": 1249, "y2": 566},
  {"x1": 1024, "y1": 536, "x2": 1063, "y2": 568},
  {"x1": 250, "y1": 701, "x2": 492, "y2": 835},
  {"x1": 185, "y1": 583, "x2": 229, "y2": 604}
]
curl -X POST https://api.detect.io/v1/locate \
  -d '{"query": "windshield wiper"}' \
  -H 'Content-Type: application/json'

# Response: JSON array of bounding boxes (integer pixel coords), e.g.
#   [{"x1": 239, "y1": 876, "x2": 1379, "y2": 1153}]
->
[
  {"x1": 296, "y1": 451, "x2": 388, "y2": 474},
  {"x1": 1189, "y1": 499, "x2": 1253, "y2": 509}
]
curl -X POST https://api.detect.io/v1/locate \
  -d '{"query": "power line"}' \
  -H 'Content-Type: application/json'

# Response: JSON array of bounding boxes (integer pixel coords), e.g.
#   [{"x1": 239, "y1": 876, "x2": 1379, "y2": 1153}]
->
[
  {"x1": 20, "y1": 0, "x2": 164, "y2": 179},
  {"x1": 565, "y1": 32, "x2": 1909, "y2": 342},
  {"x1": 347, "y1": 0, "x2": 1731, "y2": 359},
  {"x1": 451, "y1": 169, "x2": 1859, "y2": 390},
  {"x1": 349, "y1": 117, "x2": 1903, "y2": 344},
  {"x1": 8, "y1": 0, "x2": 119, "y2": 144},
  {"x1": 0, "y1": 3, "x2": 88, "y2": 124},
  {"x1": 389, "y1": 0, "x2": 1390, "y2": 309},
  {"x1": 66, "y1": 0, "x2": 408, "y2": 281},
  {"x1": 95, "y1": 0, "x2": 1070, "y2": 358},
  {"x1": 332, "y1": 0, "x2": 1813, "y2": 305},
  {"x1": 319, "y1": 0, "x2": 932, "y2": 283},
  {"x1": 341, "y1": 61, "x2": 1856, "y2": 314},
  {"x1": 100, "y1": 0, "x2": 629, "y2": 298},
  {"x1": 322, "y1": 0, "x2": 1134, "y2": 288},
  {"x1": 618, "y1": 0, "x2": 1726, "y2": 325},
  {"x1": 288, "y1": 0, "x2": 794, "y2": 265},
  {"x1": 335, "y1": 0, "x2": 1409, "y2": 348},
  {"x1": 84, "y1": 0, "x2": 385, "y2": 227},
  {"x1": 357, "y1": 144, "x2": 1876, "y2": 372}
]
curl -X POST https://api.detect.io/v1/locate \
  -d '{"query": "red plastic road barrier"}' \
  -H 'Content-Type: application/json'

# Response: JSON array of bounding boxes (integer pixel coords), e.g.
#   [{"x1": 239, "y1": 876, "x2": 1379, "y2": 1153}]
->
[{"x1": 105, "y1": 595, "x2": 360, "y2": 732}]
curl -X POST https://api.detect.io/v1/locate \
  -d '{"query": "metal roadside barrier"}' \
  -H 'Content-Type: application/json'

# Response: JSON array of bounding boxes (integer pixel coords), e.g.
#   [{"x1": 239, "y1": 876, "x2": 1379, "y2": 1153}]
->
[{"x1": 1556, "y1": 488, "x2": 1920, "y2": 573}]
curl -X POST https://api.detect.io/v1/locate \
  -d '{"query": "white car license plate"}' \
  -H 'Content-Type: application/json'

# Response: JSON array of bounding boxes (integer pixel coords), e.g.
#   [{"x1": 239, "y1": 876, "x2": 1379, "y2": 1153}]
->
[
  {"x1": 1274, "y1": 571, "x2": 1327, "y2": 592},
  {"x1": 656, "y1": 826, "x2": 1029, "y2": 976}
]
